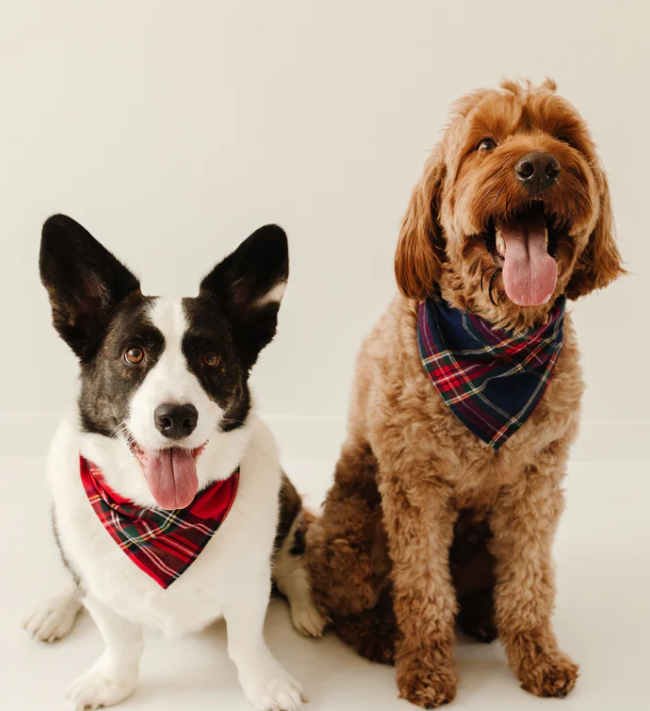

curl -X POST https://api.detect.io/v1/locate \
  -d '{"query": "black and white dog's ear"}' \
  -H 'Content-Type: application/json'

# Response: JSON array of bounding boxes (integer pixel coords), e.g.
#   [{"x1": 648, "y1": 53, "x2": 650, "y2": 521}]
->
[
  {"x1": 200, "y1": 224, "x2": 289, "y2": 369},
  {"x1": 40, "y1": 214, "x2": 141, "y2": 361}
]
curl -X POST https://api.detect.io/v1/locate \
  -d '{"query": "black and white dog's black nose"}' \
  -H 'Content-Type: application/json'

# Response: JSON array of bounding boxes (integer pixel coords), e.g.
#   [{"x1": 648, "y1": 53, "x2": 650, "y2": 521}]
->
[{"x1": 154, "y1": 403, "x2": 198, "y2": 440}]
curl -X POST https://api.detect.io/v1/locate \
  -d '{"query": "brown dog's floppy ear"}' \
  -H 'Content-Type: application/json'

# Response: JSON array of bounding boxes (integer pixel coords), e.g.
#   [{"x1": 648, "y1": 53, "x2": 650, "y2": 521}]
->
[
  {"x1": 566, "y1": 169, "x2": 625, "y2": 299},
  {"x1": 394, "y1": 146, "x2": 446, "y2": 300}
]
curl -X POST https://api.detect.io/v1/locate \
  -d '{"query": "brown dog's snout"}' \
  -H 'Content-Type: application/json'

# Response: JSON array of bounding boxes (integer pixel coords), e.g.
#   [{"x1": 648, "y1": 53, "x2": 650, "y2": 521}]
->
[{"x1": 515, "y1": 151, "x2": 560, "y2": 194}]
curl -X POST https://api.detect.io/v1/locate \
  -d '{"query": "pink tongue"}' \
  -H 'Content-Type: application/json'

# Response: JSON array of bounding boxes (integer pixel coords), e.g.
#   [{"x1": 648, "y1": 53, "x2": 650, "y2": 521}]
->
[
  {"x1": 143, "y1": 449, "x2": 198, "y2": 510},
  {"x1": 500, "y1": 207, "x2": 558, "y2": 306}
]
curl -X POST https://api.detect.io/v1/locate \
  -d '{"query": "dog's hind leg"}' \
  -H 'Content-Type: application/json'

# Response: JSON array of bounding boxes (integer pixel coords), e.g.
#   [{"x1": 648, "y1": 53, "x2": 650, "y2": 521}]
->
[
  {"x1": 273, "y1": 474, "x2": 327, "y2": 637},
  {"x1": 305, "y1": 439, "x2": 391, "y2": 620},
  {"x1": 334, "y1": 587, "x2": 398, "y2": 665},
  {"x1": 23, "y1": 579, "x2": 82, "y2": 643}
]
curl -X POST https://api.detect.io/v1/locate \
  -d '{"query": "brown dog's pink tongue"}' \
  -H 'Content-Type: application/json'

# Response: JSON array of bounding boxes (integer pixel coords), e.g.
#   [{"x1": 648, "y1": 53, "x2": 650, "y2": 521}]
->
[
  {"x1": 143, "y1": 449, "x2": 198, "y2": 510},
  {"x1": 500, "y1": 207, "x2": 558, "y2": 306}
]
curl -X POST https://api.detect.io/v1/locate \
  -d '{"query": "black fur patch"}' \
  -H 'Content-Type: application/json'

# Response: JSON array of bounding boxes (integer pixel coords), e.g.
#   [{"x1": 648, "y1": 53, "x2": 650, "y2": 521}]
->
[
  {"x1": 181, "y1": 295, "x2": 251, "y2": 432},
  {"x1": 274, "y1": 472, "x2": 303, "y2": 552},
  {"x1": 289, "y1": 528, "x2": 306, "y2": 556},
  {"x1": 78, "y1": 295, "x2": 164, "y2": 437}
]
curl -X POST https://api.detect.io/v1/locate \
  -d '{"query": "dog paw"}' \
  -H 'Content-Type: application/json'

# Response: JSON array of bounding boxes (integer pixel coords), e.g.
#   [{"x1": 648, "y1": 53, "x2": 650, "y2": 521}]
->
[
  {"x1": 290, "y1": 599, "x2": 328, "y2": 638},
  {"x1": 397, "y1": 658, "x2": 457, "y2": 708},
  {"x1": 242, "y1": 667, "x2": 306, "y2": 711},
  {"x1": 66, "y1": 664, "x2": 137, "y2": 710},
  {"x1": 519, "y1": 652, "x2": 579, "y2": 698},
  {"x1": 23, "y1": 592, "x2": 81, "y2": 643}
]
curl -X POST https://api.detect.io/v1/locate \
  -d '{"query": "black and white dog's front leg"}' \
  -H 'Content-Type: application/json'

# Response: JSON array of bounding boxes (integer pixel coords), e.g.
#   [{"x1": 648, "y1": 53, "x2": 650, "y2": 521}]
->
[
  {"x1": 66, "y1": 593, "x2": 144, "y2": 711},
  {"x1": 23, "y1": 579, "x2": 83, "y2": 643},
  {"x1": 224, "y1": 580, "x2": 305, "y2": 711}
]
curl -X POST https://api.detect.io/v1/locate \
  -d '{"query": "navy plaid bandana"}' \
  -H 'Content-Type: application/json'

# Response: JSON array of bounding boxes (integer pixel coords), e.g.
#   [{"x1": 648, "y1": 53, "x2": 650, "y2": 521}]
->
[{"x1": 417, "y1": 296, "x2": 566, "y2": 450}]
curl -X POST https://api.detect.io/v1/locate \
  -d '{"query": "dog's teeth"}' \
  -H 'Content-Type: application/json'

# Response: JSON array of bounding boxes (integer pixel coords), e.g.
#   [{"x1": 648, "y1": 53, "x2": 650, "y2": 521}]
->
[
  {"x1": 495, "y1": 229, "x2": 506, "y2": 256},
  {"x1": 545, "y1": 226, "x2": 549, "y2": 246}
]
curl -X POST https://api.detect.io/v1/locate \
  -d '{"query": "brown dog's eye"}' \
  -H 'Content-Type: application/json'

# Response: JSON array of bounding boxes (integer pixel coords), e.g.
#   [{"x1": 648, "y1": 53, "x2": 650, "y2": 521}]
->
[
  {"x1": 557, "y1": 136, "x2": 572, "y2": 145},
  {"x1": 124, "y1": 346, "x2": 145, "y2": 365},
  {"x1": 202, "y1": 351, "x2": 220, "y2": 368},
  {"x1": 477, "y1": 138, "x2": 497, "y2": 152},
  {"x1": 478, "y1": 138, "x2": 497, "y2": 151}
]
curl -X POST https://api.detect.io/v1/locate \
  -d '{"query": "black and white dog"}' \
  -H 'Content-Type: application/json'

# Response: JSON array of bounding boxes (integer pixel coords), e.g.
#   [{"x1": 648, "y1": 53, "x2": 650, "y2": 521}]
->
[{"x1": 24, "y1": 215, "x2": 325, "y2": 711}]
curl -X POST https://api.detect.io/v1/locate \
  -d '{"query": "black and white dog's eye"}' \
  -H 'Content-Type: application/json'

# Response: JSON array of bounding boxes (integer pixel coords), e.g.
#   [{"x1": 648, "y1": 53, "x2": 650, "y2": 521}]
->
[
  {"x1": 202, "y1": 351, "x2": 221, "y2": 368},
  {"x1": 124, "y1": 346, "x2": 145, "y2": 365},
  {"x1": 477, "y1": 138, "x2": 497, "y2": 152}
]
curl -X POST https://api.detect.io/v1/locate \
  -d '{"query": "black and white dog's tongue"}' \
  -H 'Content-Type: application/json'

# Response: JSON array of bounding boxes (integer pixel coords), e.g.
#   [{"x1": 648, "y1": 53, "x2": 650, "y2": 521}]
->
[{"x1": 143, "y1": 449, "x2": 198, "y2": 510}]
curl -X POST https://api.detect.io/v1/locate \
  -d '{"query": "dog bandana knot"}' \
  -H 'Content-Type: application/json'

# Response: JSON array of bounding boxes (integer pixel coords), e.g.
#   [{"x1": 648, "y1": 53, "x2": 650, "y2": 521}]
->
[
  {"x1": 417, "y1": 295, "x2": 566, "y2": 450},
  {"x1": 80, "y1": 456, "x2": 239, "y2": 588}
]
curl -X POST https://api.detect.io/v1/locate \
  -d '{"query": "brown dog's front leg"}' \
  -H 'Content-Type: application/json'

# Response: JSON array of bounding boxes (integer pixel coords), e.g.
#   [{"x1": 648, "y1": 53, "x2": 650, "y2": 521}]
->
[
  {"x1": 490, "y1": 467, "x2": 578, "y2": 698},
  {"x1": 378, "y1": 470, "x2": 459, "y2": 708}
]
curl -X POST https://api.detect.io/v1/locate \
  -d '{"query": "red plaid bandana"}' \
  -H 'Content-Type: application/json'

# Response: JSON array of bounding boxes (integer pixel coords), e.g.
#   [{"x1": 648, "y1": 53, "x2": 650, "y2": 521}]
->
[
  {"x1": 80, "y1": 456, "x2": 239, "y2": 588},
  {"x1": 418, "y1": 296, "x2": 565, "y2": 450}
]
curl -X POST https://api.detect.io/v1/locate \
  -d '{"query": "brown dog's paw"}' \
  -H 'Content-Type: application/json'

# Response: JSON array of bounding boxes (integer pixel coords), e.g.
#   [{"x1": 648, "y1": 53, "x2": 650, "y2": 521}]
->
[
  {"x1": 519, "y1": 653, "x2": 579, "y2": 699},
  {"x1": 397, "y1": 660, "x2": 457, "y2": 708}
]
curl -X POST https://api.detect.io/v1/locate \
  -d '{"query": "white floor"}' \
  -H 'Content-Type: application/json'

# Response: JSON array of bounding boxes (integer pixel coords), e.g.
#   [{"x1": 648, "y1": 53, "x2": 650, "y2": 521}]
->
[{"x1": 1, "y1": 455, "x2": 649, "y2": 710}]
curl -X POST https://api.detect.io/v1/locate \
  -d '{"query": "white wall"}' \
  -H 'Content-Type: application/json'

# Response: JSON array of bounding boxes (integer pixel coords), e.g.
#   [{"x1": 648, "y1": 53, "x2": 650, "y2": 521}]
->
[{"x1": 0, "y1": 0, "x2": 648, "y2": 460}]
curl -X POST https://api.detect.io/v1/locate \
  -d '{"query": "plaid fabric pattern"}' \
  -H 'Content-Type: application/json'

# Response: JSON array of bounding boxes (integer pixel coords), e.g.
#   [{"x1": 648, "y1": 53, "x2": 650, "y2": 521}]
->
[
  {"x1": 417, "y1": 296, "x2": 566, "y2": 450},
  {"x1": 80, "y1": 456, "x2": 239, "y2": 588}
]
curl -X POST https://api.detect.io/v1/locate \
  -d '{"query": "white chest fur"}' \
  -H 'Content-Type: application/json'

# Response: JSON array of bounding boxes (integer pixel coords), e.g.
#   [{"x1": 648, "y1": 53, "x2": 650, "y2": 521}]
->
[{"x1": 48, "y1": 411, "x2": 281, "y2": 638}]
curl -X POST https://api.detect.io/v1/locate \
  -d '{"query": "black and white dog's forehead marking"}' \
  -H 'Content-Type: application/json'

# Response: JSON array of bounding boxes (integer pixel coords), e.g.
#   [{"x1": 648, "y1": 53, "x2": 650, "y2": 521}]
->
[{"x1": 124, "y1": 295, "x2": 244, "y2": 452}]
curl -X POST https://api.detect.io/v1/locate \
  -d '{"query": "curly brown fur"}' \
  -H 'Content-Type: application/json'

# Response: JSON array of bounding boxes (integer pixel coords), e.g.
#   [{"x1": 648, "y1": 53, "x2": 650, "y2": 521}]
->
[
  {"x1": 333, "y1": 587, "x2": 398, "y2": 665},
  {"x1": 306, "y1": 79, "x2": 623, "y2": 707}
]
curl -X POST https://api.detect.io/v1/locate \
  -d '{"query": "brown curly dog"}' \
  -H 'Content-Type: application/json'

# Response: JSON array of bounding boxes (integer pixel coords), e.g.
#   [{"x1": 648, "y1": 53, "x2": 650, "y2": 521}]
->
[{"x1": 306, "y1": 79, "x2": 624, "y2": 707}]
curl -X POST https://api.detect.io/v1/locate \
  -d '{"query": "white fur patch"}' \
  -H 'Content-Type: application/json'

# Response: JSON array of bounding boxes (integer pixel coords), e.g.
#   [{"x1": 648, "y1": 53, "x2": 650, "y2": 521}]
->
[
  {"x1": 256, "y1": 280, "x2": 287, "y2": 307},
  {"x1": 126, "y1": 298, "x2": 223, "y2": 454}
]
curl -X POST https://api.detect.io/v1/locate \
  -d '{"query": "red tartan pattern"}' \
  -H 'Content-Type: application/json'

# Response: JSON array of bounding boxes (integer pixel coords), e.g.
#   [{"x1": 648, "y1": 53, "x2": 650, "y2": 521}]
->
[{"x1": 80, "y1": 456, "x2": 239, "y2": 588}]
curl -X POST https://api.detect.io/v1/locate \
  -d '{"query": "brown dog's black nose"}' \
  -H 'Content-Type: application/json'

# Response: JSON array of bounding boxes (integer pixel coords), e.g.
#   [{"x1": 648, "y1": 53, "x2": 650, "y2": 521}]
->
[
  {"x1": 515, "y1": 151, "x2": 561, "y2": 193},
  {"x1": 154, "y1": 403, "x2": 198, "y2": 439}
]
